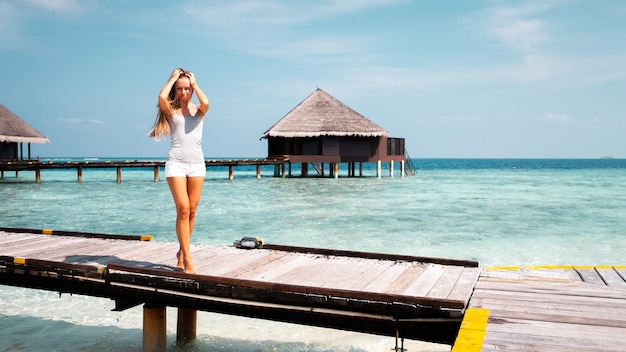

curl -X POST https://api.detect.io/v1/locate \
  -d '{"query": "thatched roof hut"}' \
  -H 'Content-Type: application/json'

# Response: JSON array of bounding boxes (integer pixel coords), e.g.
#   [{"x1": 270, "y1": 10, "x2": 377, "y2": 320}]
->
[
  {"x1": 260, "y1": 88, "x2": 407, "y2": 177},
  {"x1": 0, "y1": 104, "x2": 49, "y2": 160},
  {"x1": 261, "y1": 88, "x2": 388, "y2": 139},
  {"x1": 0, "y1": 104, "x2": 49, "y2": 144}
]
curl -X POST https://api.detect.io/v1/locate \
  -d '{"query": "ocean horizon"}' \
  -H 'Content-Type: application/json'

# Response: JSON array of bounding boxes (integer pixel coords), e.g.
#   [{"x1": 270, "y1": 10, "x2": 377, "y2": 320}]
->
[{"x1": 1, "y1": 157, "x2": 625, "y2": 351}]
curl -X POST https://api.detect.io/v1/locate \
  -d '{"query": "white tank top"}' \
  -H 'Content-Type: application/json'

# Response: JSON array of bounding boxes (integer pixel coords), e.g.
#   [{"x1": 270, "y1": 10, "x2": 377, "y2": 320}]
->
[{"x1": 166, "y1": 112, "x2": 204, "y2": 163}]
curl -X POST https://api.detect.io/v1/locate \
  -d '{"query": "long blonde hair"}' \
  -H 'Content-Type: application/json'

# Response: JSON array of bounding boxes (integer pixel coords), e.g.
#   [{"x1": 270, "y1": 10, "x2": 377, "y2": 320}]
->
[{"x1": 148, "y1": 69, "x2": 189, "y2": 141}]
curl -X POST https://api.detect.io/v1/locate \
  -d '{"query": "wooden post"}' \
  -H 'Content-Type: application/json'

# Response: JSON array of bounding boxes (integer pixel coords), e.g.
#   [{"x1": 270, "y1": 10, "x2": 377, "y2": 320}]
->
[
  {"x1": 35, "y1": 168, "x2": 41, "y2": 184},
  {"x1": 285, "y1": 162, "x2": 289, "y2": 177},
  {"x1": 377, "y1": 160, "x2": 381, "y2": 178},
  {"x1": 176, "y1": 308, "x2": 197, "y2": 344},
  {"x1": 77, "y1": 166, "x2": 82, "y2": 183},
  {"x1": 390, "y1": 160, "x2": 394, "y2": 178},
  {"x1": 334, "y1": 163, "x2": 339, "y2": 179},
  {"x1": 359, "y1": 162, "x2": 363, "y2": 177},
  {"x1": 154, "y1": 166, "x2": 159, "y2": 182},
  {"x1": 256, "y1": 165, "x2": 261, "y2": 179},
  {"x1": 228, "y1": 165, "x2": 234, "y2": 180},
  {"x1": 1, "y1": 170, "x2": 4, "y2": 179},
  {"x1": 116, "y1": 167, "x2": 122, "y2": 183},
  {"x1": 301, "y1": 162, "x2": 308, "y2": 177},
  {"x1": 143, "y1": 304, "x2": 166, "y2": 352}
]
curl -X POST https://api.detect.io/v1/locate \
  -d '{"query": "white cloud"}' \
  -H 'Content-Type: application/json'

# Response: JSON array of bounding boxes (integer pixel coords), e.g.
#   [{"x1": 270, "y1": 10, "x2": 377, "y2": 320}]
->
[
  {"x1": 471, "y1": 1, "x2": 554, "y2": 54},
  {"x1": 175, "y1": 0, "x2": 403, "y2": 59}
]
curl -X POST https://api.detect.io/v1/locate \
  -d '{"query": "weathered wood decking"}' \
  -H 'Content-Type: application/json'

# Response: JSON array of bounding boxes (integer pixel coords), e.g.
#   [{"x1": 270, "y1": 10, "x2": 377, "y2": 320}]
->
[
  {"x1": 455, "y1": 266, "x2": 626, "y2": 351},
  {"x1": 2, "y1": 228, "x2": 626, "y2": 351},
  {"x1": 0, "y1": 228, "x2": 479, "y2": 346}
]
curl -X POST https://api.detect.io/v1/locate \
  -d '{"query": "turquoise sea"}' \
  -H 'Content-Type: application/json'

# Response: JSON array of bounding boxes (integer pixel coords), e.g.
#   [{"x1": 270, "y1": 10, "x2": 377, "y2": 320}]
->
[{"x1": 1, "y1": 158, "x2": 626, "y2": 351}]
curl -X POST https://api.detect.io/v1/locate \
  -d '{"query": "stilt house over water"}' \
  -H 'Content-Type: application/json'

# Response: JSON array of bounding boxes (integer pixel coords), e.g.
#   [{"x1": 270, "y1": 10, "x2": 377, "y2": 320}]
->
[
  {"x1": 0, "y1": 104, "x2": 49, "y2": 161},
  {"x1": 261, "y1": 88, "x2": 411, "y2": 177}
]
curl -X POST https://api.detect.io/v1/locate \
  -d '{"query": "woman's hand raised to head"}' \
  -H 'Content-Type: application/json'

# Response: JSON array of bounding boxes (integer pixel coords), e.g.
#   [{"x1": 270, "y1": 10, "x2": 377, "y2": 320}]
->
[
  {"x1": 187, "y1": 72, "x2": 197, "y2": 87},
  {"x1": 171, "y1": 68, "x2": 185, "y2": 80}
]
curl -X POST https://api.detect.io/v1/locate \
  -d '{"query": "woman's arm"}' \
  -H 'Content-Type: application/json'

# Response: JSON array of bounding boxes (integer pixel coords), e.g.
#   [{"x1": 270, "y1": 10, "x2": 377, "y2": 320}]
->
[
  {"x1": 188, "y1": 72, "x2": 210, "y2": 118},
  {"x1": 157, "y1": 69, "x2": 183, "y2": 116}
]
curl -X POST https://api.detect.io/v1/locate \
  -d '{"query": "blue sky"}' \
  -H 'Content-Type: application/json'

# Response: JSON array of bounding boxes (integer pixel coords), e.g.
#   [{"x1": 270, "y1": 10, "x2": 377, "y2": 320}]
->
[{"x1": 1, "y1": 0, "x2": 625, "y2": 158}]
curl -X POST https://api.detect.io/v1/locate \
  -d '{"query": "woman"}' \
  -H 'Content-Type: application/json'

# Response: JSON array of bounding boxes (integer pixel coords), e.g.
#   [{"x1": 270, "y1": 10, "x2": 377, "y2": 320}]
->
[{"x1": 149, "y1": 68, "x2": 210, "y2": 273}]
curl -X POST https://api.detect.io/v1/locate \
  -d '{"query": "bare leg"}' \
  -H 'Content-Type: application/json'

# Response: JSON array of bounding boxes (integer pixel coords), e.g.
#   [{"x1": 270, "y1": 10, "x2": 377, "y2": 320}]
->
[{"x1": 167, "y1": 176, "x2": 204, "y2": 273}]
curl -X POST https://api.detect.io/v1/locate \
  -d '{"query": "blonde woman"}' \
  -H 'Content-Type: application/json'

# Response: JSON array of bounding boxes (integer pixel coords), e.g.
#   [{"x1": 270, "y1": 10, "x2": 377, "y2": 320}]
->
[{"x1": 149, "y1": 68, "x2": 209, "y2": 273}]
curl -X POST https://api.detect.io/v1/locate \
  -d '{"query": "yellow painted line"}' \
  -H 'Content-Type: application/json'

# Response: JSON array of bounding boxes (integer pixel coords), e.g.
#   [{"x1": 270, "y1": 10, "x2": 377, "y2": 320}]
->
[
  {"x1": 572, "y1": 265, "x2": 595, "y2": 270},
  {"x1": 451, "y1": 308, "x2": 490, "y2": 352},
  {"x1": 595, "y1": 265, "x2": 613, "y2": 270},
  {"x1": 13, "y1": 257, "x2": 26, "y2": 265},
  {"x1": 613, "y1": 265, "x2": 626, "y2": 269},
  {"x1": 139, "y1": 235, "x2": 153, "y2": 241},
  {"x1": 42, "y1": 229, "x2": 54, "y2": 235}
]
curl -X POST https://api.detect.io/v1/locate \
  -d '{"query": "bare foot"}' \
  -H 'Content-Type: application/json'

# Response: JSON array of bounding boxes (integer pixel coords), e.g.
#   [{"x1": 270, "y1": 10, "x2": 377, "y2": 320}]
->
[
  {"x1": 176, "y1": 250, "x2": 184, "y2": 271},
  {"x1": 184, "y1": 258, "x2": 195, "y2": 274}
]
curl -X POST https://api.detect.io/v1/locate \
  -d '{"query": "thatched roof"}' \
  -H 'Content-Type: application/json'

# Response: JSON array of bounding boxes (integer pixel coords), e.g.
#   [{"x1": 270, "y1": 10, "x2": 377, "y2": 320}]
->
[
  {"x1": 0, "y1": 104, "x2": 50, "y2": 144},
  {"x1": 261, "y1": 88, "x2": 387, "y2": 139}
]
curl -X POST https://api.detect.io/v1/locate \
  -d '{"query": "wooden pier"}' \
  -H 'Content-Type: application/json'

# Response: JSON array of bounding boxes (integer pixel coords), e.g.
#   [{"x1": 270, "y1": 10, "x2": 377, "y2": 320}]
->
[
  {"x1": 457, "y1": 265, "x2": 626, "y2": 351},
  {"x1": 0, "y1": 158, "x2": 288, "y2": 183},
  {"x1": 0, "y1": 228, "x2": 478, "y2": 351},
  {"x1": 1, "y1": 228, "x2": 626, "y2": 351}
]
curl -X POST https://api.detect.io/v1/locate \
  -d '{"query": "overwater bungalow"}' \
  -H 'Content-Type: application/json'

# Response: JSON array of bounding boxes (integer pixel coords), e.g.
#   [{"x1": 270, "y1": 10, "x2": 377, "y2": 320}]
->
[
  {"x1": 0, "y1": 104, "x2": 49, "y2": 161},
  {"x1": 261, "y1": 88, "x2": 411, "y2": 177}
]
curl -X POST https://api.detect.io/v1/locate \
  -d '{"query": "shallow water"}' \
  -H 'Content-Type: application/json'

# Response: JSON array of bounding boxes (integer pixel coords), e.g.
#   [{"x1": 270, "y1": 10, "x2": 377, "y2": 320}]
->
[{"x1": 1, "y1": 158, "x2": 625, "y2": 350}]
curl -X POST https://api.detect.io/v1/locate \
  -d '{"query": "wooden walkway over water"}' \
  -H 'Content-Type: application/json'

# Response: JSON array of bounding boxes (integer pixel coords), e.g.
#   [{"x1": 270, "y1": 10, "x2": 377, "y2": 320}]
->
[
  {"x1": 0, "y1": 158, "x2": 288, "y2": 182},
  {"x1": 1, "y1": 228, "x2": 626, "y2": 351}
]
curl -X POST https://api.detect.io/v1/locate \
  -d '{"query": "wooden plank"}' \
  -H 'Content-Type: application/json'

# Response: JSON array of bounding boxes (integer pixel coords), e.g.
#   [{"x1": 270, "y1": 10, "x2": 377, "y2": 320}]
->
[
  {"x1": 383, "y1": 262, "x2": 427, "y2": 295},
  {"x1": 483, "y1": 329, "x2": 626, "y2": 352},
  {"x1": 0, "y1": 235, "x2": 62, "y2": 252},
  {"x1": 220, "y1": 250, "x2": 289, "y2": 277},
  {"x1": 471, "y1": 298, "x2": 626, "y2": 328},
  {"x1": 574, "y1": 266, "x2": 605, "y2": 285},
  {"x1": 262, "y1": 244, "x2": 478, "y2": 267},
  {"x1": 446, "y1": 267, "x2": 482, "y2": 303},
  {"x1": 474, "y1": 279, "x2": 626, "y2": 299},
  {"x1": 596, "y1": 267, "x2": 626, "y2": 287},
  {"x1": 360, "y1": 262, "x2": 410, "y2": 293},
  {"x1": 470, "y1": 287, "x2": 626, "y2": 310},
  {"x1": 331, "y1": 258, "x2": 391, "y2": 291},
  {"x1": 424, "y1": 265, "x2": 464, "y2": 299},
  {"x1": 272, "y1": 256, "x2": 349, "y2": 287},
  {"x1": 484, "y1": 318, "x2": 626, "y2": 346},
  {"x1": 314, "y1": 257, "x2": 382, "y2": 290},
  {"x1": 196, "y1": 248, "x2": 270, "y2": 276},
  {"x1": 3, "y1": 237, "x2": 87, "y2": 259},
  {"x1": 400, "y1": 264, "x2": 446, "y2": 297},
  {"x1": 614, "y1": 266, "x2": 626, "y2": 282},
  {"x1": 186, "y1": 246, "x2": 249, "y2": 272},
  {"x1": 0, "y1": 231, "x2": 48, "y2": 246},
  {"x1": 237, "y1": 252, "x2": 320, "y2": 282}
]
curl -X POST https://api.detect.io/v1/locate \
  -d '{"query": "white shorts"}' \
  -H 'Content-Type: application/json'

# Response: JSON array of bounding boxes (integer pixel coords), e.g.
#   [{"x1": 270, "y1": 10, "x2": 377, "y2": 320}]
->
[{"x1": 165, "y1": 161, "x2": 206, "y2": 178}]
